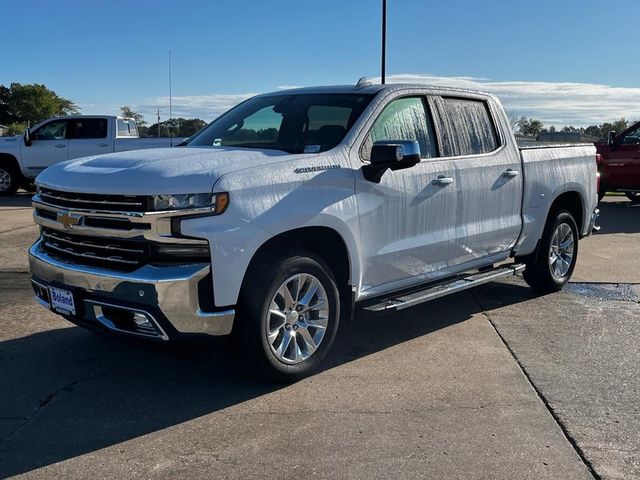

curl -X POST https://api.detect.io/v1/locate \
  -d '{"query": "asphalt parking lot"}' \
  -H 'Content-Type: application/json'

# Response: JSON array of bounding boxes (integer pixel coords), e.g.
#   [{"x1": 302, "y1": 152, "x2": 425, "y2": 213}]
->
[{"x1": 0, "y1": 194, "x2": 638, "y2": 479}]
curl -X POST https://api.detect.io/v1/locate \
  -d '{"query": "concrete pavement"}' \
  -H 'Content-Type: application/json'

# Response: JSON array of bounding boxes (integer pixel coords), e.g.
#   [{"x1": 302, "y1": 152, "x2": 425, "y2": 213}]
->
[{"x1": 0, "y1": 194, "x2": 638, "y2": 479}]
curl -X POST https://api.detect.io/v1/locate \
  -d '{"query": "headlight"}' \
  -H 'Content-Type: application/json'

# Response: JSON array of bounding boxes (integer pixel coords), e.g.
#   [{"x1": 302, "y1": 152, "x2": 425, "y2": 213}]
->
[{"x1": 150, "y1": 192, "x2": 229, "y2": 213}]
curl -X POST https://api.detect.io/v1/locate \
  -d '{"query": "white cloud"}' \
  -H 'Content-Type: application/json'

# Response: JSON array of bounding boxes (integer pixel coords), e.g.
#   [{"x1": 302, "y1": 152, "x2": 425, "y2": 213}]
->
[
  {"x1": 79, "y1": 74, "x2": 640, "y2": 127},
  {"x1": 376, "y1": 74, "x2": 640, "y2": 127}
]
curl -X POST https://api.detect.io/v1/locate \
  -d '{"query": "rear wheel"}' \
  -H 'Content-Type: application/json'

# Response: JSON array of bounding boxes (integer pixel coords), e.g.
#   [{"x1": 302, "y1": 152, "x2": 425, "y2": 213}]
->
[
  {"x1": 523, "y1": 210, "x2": 579, "y2": 293},
  {"x1": 625, "y1": 192, "x2": 640, "y2": 204},
  {"x1": 236, "y1": 252, "x2": 340, "y2": 383},
  {"x1": 0, "y1": 163, "x2": 21, "y2": 196}
]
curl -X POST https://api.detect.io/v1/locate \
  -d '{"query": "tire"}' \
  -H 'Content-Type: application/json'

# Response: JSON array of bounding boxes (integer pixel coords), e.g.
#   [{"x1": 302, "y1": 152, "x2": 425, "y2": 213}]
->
[
  {"x1": 0, "y1": 162, "x2": 21, "y2": 196},
  {"x1": 625, "y1": 192, "x2": 640, "y2": 204},
  {"x1": 236, "y1": 252, "x2": 341, "y2": 383},
  {"x1": 523, "y1": 210, "x2": 579, "y2": 293}
]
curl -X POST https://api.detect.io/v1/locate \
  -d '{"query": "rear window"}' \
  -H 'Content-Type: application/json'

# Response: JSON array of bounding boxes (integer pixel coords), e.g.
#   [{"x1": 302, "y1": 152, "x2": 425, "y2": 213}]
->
[
  {"x1": 438, "y1": 98, "x2": 499, "y2": 156},
  {"x1": 117, "y1": 119, "x2": 138, "y2": 137}
]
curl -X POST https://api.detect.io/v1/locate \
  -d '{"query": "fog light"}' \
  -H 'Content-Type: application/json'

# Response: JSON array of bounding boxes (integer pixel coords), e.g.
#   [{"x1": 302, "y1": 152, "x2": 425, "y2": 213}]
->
[{"x1": 133, "y1": 312, "x2": 153, "y2": 328}]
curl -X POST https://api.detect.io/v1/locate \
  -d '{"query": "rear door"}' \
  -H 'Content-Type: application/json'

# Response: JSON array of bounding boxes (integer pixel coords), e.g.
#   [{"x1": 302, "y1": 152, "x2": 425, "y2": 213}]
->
[
  {"x1": 609, "y1": 123, "x2": 640, "y2": 189},
  {"x1": 20, "y1": 119, "x2": 69, "y2": 174},
  {"x1": 431, "y1": 96, "x2": 523, "y2": 262},
  {"x1": 66, "y1": 117, "x2": 110, "y2": 159}
]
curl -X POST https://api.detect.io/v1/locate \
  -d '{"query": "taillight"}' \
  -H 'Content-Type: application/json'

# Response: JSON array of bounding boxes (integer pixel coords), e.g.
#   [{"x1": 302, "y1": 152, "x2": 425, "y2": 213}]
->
[{"x1": 595, "y1": 154, "x2": 602, "y2": 193}]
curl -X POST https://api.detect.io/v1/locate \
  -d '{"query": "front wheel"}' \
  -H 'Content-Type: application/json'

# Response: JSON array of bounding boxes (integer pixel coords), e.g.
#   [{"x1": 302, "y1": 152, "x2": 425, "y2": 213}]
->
[
  {"x1": 523, "y1": 210, "x2": 579, "y2": 293},
  {"x1": 236, "y1": 253, "x2": 340, "y2": 383},
  {"x1": 625, "y1": 192, "x2": 640, "y2": 204}
]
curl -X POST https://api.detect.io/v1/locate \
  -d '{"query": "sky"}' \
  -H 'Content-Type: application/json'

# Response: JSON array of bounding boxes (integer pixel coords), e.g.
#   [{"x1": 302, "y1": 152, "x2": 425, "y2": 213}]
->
[{"x1": 2, "y1": 0, "x2": 639, "y2": 127}]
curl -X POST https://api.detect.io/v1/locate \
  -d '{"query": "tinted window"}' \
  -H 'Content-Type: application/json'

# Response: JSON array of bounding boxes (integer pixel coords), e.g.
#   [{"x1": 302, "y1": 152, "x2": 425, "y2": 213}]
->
[
  {"x1": 621, "y1": 125, "x2": 640, "y2": 145},
  {"x1": 363, "y1": 97, "x2": 438, "y2": 161},
  {"x1": 439, "y1": 98, "x2": 499, "y2": 156},
  {"x1": 190, "y1": 93, "x2": 373, "y2": 153},
  {"x1": 117, "y1": 119, "x2": 138, "y2": 137},
  {"x1": 66, "y1": 118, "x2": 108, "y2": 139},
  {"x1": 32, "y1": 120, "x2": 66, "y2": 140}
]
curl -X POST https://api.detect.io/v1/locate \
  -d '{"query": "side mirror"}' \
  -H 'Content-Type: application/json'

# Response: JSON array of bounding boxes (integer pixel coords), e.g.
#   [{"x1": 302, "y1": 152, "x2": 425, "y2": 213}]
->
[
  {"x1": 363, "y1": 140, "x2": 421, "y2": 183},
  {"x1": 607, "y1": 131, "x2": 617, "y2": 148},
  {"x1": 24, "y1": 128, "x2": 32, "y2": 147}
]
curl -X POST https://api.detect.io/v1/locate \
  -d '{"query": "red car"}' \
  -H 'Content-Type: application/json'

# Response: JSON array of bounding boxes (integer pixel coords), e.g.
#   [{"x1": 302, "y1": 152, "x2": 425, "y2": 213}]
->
[{"x1": 595, "y1": 121, "x2": 640, "y2": 203}]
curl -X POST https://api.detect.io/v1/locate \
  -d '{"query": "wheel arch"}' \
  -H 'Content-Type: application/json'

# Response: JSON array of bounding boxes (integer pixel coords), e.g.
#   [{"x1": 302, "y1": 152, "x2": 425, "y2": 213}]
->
[
  {"x1": 548, "y1": 190, "x2": 584, "y2": 234},
  {"x1": 240, "y1": 226, "x2": 356, "y2": 320},
  {"x1": 243, "y1": 226, "x2": 353, "y2": 286},
  {"x1": 0, "y1": 153, "x2": 21, "y2": 172}
]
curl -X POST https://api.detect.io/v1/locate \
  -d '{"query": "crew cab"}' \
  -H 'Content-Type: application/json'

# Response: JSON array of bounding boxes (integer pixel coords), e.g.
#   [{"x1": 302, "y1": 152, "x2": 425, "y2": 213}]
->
[
  {"x1": 28, "y1": 82, "x2": 599, "y2": 382},
  {"x1": 0, "y1": 115, "x2": 179, "y2": 195},
  {"x1": 595, "y1": 121, "x2": 640, "y2": 203}
]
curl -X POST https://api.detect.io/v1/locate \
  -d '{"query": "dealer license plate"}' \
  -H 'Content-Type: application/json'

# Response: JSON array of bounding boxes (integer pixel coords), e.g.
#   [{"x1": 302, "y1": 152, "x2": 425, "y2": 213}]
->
[{"x1": 49, "y1": 286, "x2": 76, "y2": 315}]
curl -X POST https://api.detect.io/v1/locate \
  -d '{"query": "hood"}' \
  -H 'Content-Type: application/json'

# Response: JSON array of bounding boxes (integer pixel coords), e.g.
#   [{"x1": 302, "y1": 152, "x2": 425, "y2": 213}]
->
[{"x1": 36, "y1": 146, "x2": 303, "y2": 195}]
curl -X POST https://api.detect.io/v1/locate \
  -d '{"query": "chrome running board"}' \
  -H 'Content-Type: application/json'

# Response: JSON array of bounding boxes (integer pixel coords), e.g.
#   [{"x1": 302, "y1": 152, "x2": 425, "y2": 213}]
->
[{"x1": 363, "y1": 263, "x2": 526, "y2": 313}]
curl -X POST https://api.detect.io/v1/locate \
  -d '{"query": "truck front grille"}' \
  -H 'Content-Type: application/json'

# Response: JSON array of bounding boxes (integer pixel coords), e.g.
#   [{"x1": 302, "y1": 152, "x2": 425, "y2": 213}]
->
[
  {"x1": 41, "y1": 228, "x2": 148, "y2": 271},
  {"x1": 39, "y1": 187, "x2": 148, "y2": 212}
]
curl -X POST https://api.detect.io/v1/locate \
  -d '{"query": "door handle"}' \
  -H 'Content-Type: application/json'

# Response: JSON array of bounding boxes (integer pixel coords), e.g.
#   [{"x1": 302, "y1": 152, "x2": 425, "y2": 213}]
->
[
  {"x1": 98, "y1": 143, "x2": 109, "y2": 147},
  {"x1": 432, "y1": 175, "x2": 454, "y2": 186},
  {"x1": 502, "y1": 169, "x2": 519, "y2": 178},
  {"x1": 54, "y1": 144, "x2": 66, "y2": 148}
]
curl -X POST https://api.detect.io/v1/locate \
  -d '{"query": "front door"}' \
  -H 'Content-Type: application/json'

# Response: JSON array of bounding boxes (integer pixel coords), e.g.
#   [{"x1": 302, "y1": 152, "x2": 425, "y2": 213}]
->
[
  {"x1": 355, "y1": 96, "x2": 462, "y2": 294},
  {"x1": 21, "y1": 119, "x2": 68, "y2": 175}
]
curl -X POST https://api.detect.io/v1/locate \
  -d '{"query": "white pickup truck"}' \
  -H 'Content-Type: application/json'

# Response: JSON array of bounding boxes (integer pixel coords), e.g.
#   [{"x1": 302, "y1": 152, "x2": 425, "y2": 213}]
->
[
  {"x1": 0, "y1": 115, "x2": 180, "y2": 194},
  {"x1": 28, "y1": 82, "x2": 599, "y2": 382}
]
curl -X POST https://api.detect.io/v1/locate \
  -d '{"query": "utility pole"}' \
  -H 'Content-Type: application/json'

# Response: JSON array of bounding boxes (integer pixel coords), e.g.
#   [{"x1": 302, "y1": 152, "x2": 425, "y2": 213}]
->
[
  {"x1": 156, "y1": 108, "x2": 160, "y2": 138},
  {"x1": 381, "y1": 0, "x2": 386, "y2": 84}
]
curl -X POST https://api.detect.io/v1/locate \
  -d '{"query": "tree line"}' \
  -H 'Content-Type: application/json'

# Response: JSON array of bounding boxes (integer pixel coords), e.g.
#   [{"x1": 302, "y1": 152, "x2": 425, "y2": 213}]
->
[
  {"x1": 0, "y1": 83, "x2": 206, "y2": 138},
  {"x1": 511, "y1": 115, "x2": 635, "y2": 139}
]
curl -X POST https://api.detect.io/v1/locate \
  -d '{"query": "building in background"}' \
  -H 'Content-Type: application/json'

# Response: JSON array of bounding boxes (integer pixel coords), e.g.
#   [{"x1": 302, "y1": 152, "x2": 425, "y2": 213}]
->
[{"x1": 0, "y1": 125, "x2": 7, "y2": 136}]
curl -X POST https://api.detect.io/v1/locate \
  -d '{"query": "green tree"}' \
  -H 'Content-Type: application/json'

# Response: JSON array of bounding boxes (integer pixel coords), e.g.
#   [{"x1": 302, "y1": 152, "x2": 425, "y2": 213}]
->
[
  {"x1": 120, "y1": 106, "x2": 149, "y2": 136},
  {"x1": 147, "y1": 118, "x2": 206, "y2": 138},
  {"x1": 120, "y1": 106, "x2": 147, "y2": 127},
  {"x1": 0, "y1": 83, "x2": 79, "y2": 125},
  {"x1": 516, "y1": 117, "x2": 544, "y2": 137}
]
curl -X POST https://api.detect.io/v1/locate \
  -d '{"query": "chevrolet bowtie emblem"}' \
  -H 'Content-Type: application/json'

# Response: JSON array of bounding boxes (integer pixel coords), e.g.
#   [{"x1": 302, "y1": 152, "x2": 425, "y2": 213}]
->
[{"x1": 57, "y1": 211, "x2": 83, "y2": 229}]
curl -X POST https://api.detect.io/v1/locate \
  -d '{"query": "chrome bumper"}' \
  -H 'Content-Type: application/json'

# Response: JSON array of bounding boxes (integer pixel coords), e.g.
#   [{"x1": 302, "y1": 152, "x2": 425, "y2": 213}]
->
[{"x1": 28, "y1": 239, "x2": 235, "y2": 339}]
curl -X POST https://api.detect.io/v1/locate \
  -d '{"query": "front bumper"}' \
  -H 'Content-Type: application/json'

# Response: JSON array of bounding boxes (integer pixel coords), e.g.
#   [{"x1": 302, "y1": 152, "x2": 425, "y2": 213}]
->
[{"x1": 28, "y1": 239, "x2": 235, "y2": 340}]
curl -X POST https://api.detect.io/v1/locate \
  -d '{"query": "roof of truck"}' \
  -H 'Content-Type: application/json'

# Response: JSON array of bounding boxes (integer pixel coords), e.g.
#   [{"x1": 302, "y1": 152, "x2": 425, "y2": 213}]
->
[{"x1": 260, "y1": 82, "x2": 493, "y2": 98}]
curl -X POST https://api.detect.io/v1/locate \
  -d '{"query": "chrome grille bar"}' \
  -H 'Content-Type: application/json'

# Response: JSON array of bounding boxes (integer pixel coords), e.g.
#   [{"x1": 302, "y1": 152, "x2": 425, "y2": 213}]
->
[
  {"x1": 43, "y1": 231, "x2": 145, "y2": 255},
  {"x1": 42, "y1": 240, "x2": 140, "y2": 266}
]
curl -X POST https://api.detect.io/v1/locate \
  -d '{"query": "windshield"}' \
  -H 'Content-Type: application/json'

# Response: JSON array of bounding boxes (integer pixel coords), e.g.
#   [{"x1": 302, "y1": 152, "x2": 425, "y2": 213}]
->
[{"x1": 189, "y1": 93, "x2": 374, "y2": 153}]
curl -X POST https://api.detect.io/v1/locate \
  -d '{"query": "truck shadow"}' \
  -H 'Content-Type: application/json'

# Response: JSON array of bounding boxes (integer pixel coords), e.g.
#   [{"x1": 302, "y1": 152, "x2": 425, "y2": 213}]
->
[
  {"x1": 0, "y1": 279, "x2": 537, "y2": 477},
  {"x1": 596, "y1": 198, "x2": 639, "y2": 234},
  {"x1": 0, "y1": 192, "x2": 33, "y2": 208}
]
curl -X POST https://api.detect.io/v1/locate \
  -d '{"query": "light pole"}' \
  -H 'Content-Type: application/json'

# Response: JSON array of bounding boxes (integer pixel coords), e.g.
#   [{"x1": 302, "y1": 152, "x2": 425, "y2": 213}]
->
[{"x1": 381, "y1": 0, "x2": 386, "y2": 84}]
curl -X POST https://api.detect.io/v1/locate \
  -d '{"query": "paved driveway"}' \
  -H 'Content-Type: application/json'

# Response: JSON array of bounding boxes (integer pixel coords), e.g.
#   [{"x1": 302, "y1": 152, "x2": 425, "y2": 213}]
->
[{"x1": 0, "y1": 195, "x2": 637, "y2": 479}]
